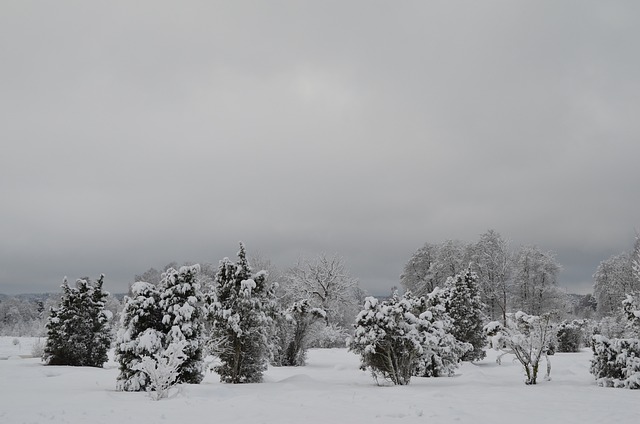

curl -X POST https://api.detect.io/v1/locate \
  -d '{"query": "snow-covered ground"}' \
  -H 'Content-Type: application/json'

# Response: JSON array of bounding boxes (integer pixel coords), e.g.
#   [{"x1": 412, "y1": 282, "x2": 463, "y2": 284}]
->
[{"x1": 1, "y1": 337, "x2": 638, "y2": 424}]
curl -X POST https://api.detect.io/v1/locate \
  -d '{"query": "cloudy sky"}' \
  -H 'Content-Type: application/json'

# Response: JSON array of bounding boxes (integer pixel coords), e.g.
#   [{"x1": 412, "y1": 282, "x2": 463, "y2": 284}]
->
[{"x1": 1, "y1": 1, "x2": 639, "y2": 296}]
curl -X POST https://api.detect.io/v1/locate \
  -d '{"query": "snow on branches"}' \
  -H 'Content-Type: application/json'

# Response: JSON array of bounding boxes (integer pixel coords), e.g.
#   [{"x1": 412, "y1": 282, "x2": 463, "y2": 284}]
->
[
  {"x1": 484, "y1": 312, "x2": 554, "y2": 385},
  {"x1": 591, "y1": 293, "x2": 640, "y2": 389},
  {"x1": 43, "y1": 275, "x2": 111, "y2": 367},
  {"x1": 348, "y1": 291, "x2": 470, "y2": 385}
]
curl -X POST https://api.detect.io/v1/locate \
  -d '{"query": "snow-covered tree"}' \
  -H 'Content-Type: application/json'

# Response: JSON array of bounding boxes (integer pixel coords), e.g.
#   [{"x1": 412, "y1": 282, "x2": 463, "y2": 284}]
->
[
  {"x1": 416, "y1": 288, "x2": 472, "y2": 377},
  {"x1": 272, "y1": 299, "x2": 326, "y2": 366},
  {"x1": 485, "y1": 312, "x2": 554, "y2": 385},
  {"x1": 591, "y1": 293, "x2": 640, "y2": 389},
  {"x1": 43, "y1": 275, "x2": 111, "y2": 367},
  {"x1": 622, "y1": 293, "x2": 640, "y2": 332},
  {"x1": 632, "y1": 234, "x2": 640, "y2": 286},
  {"x1": 282, "y1": 254, "x2": 361, "y2": 341},
  {"x1": 349, "y1": 291, "x2": 470, "y2": 385},
  {"x1": 400, "y1": 240, "x2": 469, "y2": 297},
  {"x1": 115, "y1": 282, "x2": 164, "y2": 391},
  {"x1": 512, "y1": 246, "x2": 563, "y2": 315},
  {"x1": 594, "y1": 253, "x2": 637, "y2": 317},
  {"x1": 159, "y1": 264, "x2": 204, "y2": 384},
  {"x1": 470, "y1": 229, "x2": 513, "y2": 325},
  {"x1": 444, "y1": 268, "x2": 487, "y2": 361},
  {"x1": 555, "y1": 320, "x2": 587, "y2": 352},
  {"x1": 207, "y1": 243, "x2": 276, "y2": 383},
  {"x1": 349, "y1": 294, "x2": 425, "y2": 385}
]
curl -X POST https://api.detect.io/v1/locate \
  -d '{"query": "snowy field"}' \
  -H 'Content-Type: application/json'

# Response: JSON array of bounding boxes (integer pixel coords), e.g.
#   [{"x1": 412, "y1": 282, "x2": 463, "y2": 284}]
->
[{"x1": 1, "y1": 337, "x2": 638, "y2": 424}]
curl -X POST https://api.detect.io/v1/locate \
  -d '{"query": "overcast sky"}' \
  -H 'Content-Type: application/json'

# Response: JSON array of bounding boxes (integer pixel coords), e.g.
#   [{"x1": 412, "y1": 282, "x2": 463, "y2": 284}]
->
[{"x1": 1, "y1": 1, "x2": 639, "y2": 296}]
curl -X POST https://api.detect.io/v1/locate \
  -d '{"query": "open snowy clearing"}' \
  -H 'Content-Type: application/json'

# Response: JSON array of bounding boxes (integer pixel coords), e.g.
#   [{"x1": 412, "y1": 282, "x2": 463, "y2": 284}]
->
[{"x1": 1, "y1": 337, "x2": 638, "y2": 424}]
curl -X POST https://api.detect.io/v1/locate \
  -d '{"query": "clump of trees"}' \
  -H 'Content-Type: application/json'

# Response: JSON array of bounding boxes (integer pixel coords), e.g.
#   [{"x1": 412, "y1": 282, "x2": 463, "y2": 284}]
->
[
  {"x1": 43, "y1": 275, "x2": 111, "y2": 367},
  {"x1": 401, "y1": 230, "x2": 564, "y2": 325}
]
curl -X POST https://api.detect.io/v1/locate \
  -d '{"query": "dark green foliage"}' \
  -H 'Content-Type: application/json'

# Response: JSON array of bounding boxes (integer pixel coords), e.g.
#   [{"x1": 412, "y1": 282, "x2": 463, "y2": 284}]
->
[
  {"x1": 208, "y1": 243, "x2": 276, "y2": 383},
  {"x1": 43, "y1": 275, "x2": 111, "y2": 367},
  {"x1": 445, "y1": 267, "x2": 487, "y2": 361}
]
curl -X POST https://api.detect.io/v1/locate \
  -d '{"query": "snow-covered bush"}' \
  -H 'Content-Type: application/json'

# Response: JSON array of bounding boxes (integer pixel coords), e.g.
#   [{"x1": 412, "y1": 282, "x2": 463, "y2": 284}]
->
[
  {"x1": 590, "y1": 336, "x2": 640, "y2": 389},
  {"x1": 159, "y1": 265, "x2": 205, "y2": 384},
  {"x1": 134, "y1": 339, "x2": 188, "y2": 400},
  {"x1": 206, "y1": 243, "x2": 277, "y2": 383},
  {"x1": 590, "y1": 293, "x2": 640, "y2": 389},
  {"x1": 556, "y1": 320, "x2": 587, "y2": 352},
  {"x1": 115, "y1": 282, "x2": 165, "y2": 391},
  {"x1": 485, "y1": 312, "x2": 554, "y2": 385},
  {"x1": 348, "y1": 292, "x2": 470, "y2": 385},
  {"x1": 444, "y1": 268, "x2": 487, "y2": 361},
  {"x1": 348, "y1": 294, "x2": 423, "y2": 385},
  {"x1": 272, "y1": 299, "x2": 326, "y2": 366},
  {"x1": 43, "y1": 275, "x2": 111, "y2": 367}
]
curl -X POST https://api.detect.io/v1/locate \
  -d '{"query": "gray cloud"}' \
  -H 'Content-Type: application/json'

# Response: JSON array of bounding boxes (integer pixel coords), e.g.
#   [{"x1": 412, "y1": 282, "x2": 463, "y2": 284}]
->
[{"x1": 1, "y1": 1, "x2": 639, "y2": 295}]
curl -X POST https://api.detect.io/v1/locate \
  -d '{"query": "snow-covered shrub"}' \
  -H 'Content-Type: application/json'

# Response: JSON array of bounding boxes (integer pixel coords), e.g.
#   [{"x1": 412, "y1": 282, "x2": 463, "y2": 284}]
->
[
  {"x1": 348, "y1": 292, "x2": 470, "y2": 385},
  {"x1": 135, "y1": 339, "x2": 188, "y2": 400},
  {"x1": 159, "y1": 265, "x2": 205, "y2": 384},
  {"x1": 115, "y1": 282, "x2": 165, "y2": 391},
  {"x1": 556, "y1": 320, "x2": 586, "y2": 352},
  {"x1": 485, "y1": 312, "x2": 554, "y2": 385},
  {"x1": 43, "y1": 275, "x2": 111, "y2": 367},
  {"x1": 444, "y1": 268, "x2": 487, "y2": 362},
  {"x1": 206, "y1": 243, "x2": 277, "y2": 383},
  {"x1": 272, "y1": 300, "x2": 326, "y2": 366},
  {"x1": 590, "y1": 293, "x2": 640, "y2": 389},
  {"x1": 590, "y1": 336, "x2": 640, "y2": 389},
  {"x1": 349, "y1": 294, "x2": 423, "y2": 385}
]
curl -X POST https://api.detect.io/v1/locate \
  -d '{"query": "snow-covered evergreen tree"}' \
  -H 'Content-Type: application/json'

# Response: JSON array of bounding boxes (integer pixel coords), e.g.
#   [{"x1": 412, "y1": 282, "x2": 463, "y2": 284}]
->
[
  {"x1": 43, "y1": 275, "x2": 111, "y2": 367},
  {"x1": 115, "y1": 281, "x2": 165, "y2": 391},
  {"x1": 207, "y1": 243, "x2": 276, "y2": 383},
  {"x1": 159, "y1": 264, "x2": 204, "y2": 384},
  {"x1": 444, "y1": 267, "x2": 487, "y2": 361},
  {"x1": 415, "y1": 288, "x2": 472, "y2": 377}
]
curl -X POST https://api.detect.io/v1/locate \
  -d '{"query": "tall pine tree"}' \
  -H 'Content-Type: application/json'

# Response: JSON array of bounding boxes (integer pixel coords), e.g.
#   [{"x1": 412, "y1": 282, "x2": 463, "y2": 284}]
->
[
  {"x1": 445, "y1": 267, "x2": 487, "y2": 361},
  {"x1": 44, "y1": 275, "x2": 111, "y2": 367},
  {"x1": 159, "y1": 265, "x2": 205, "y2": 384},
  {"x1": 207, "y1": 243, "x2": 276, "y2": 383}
]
